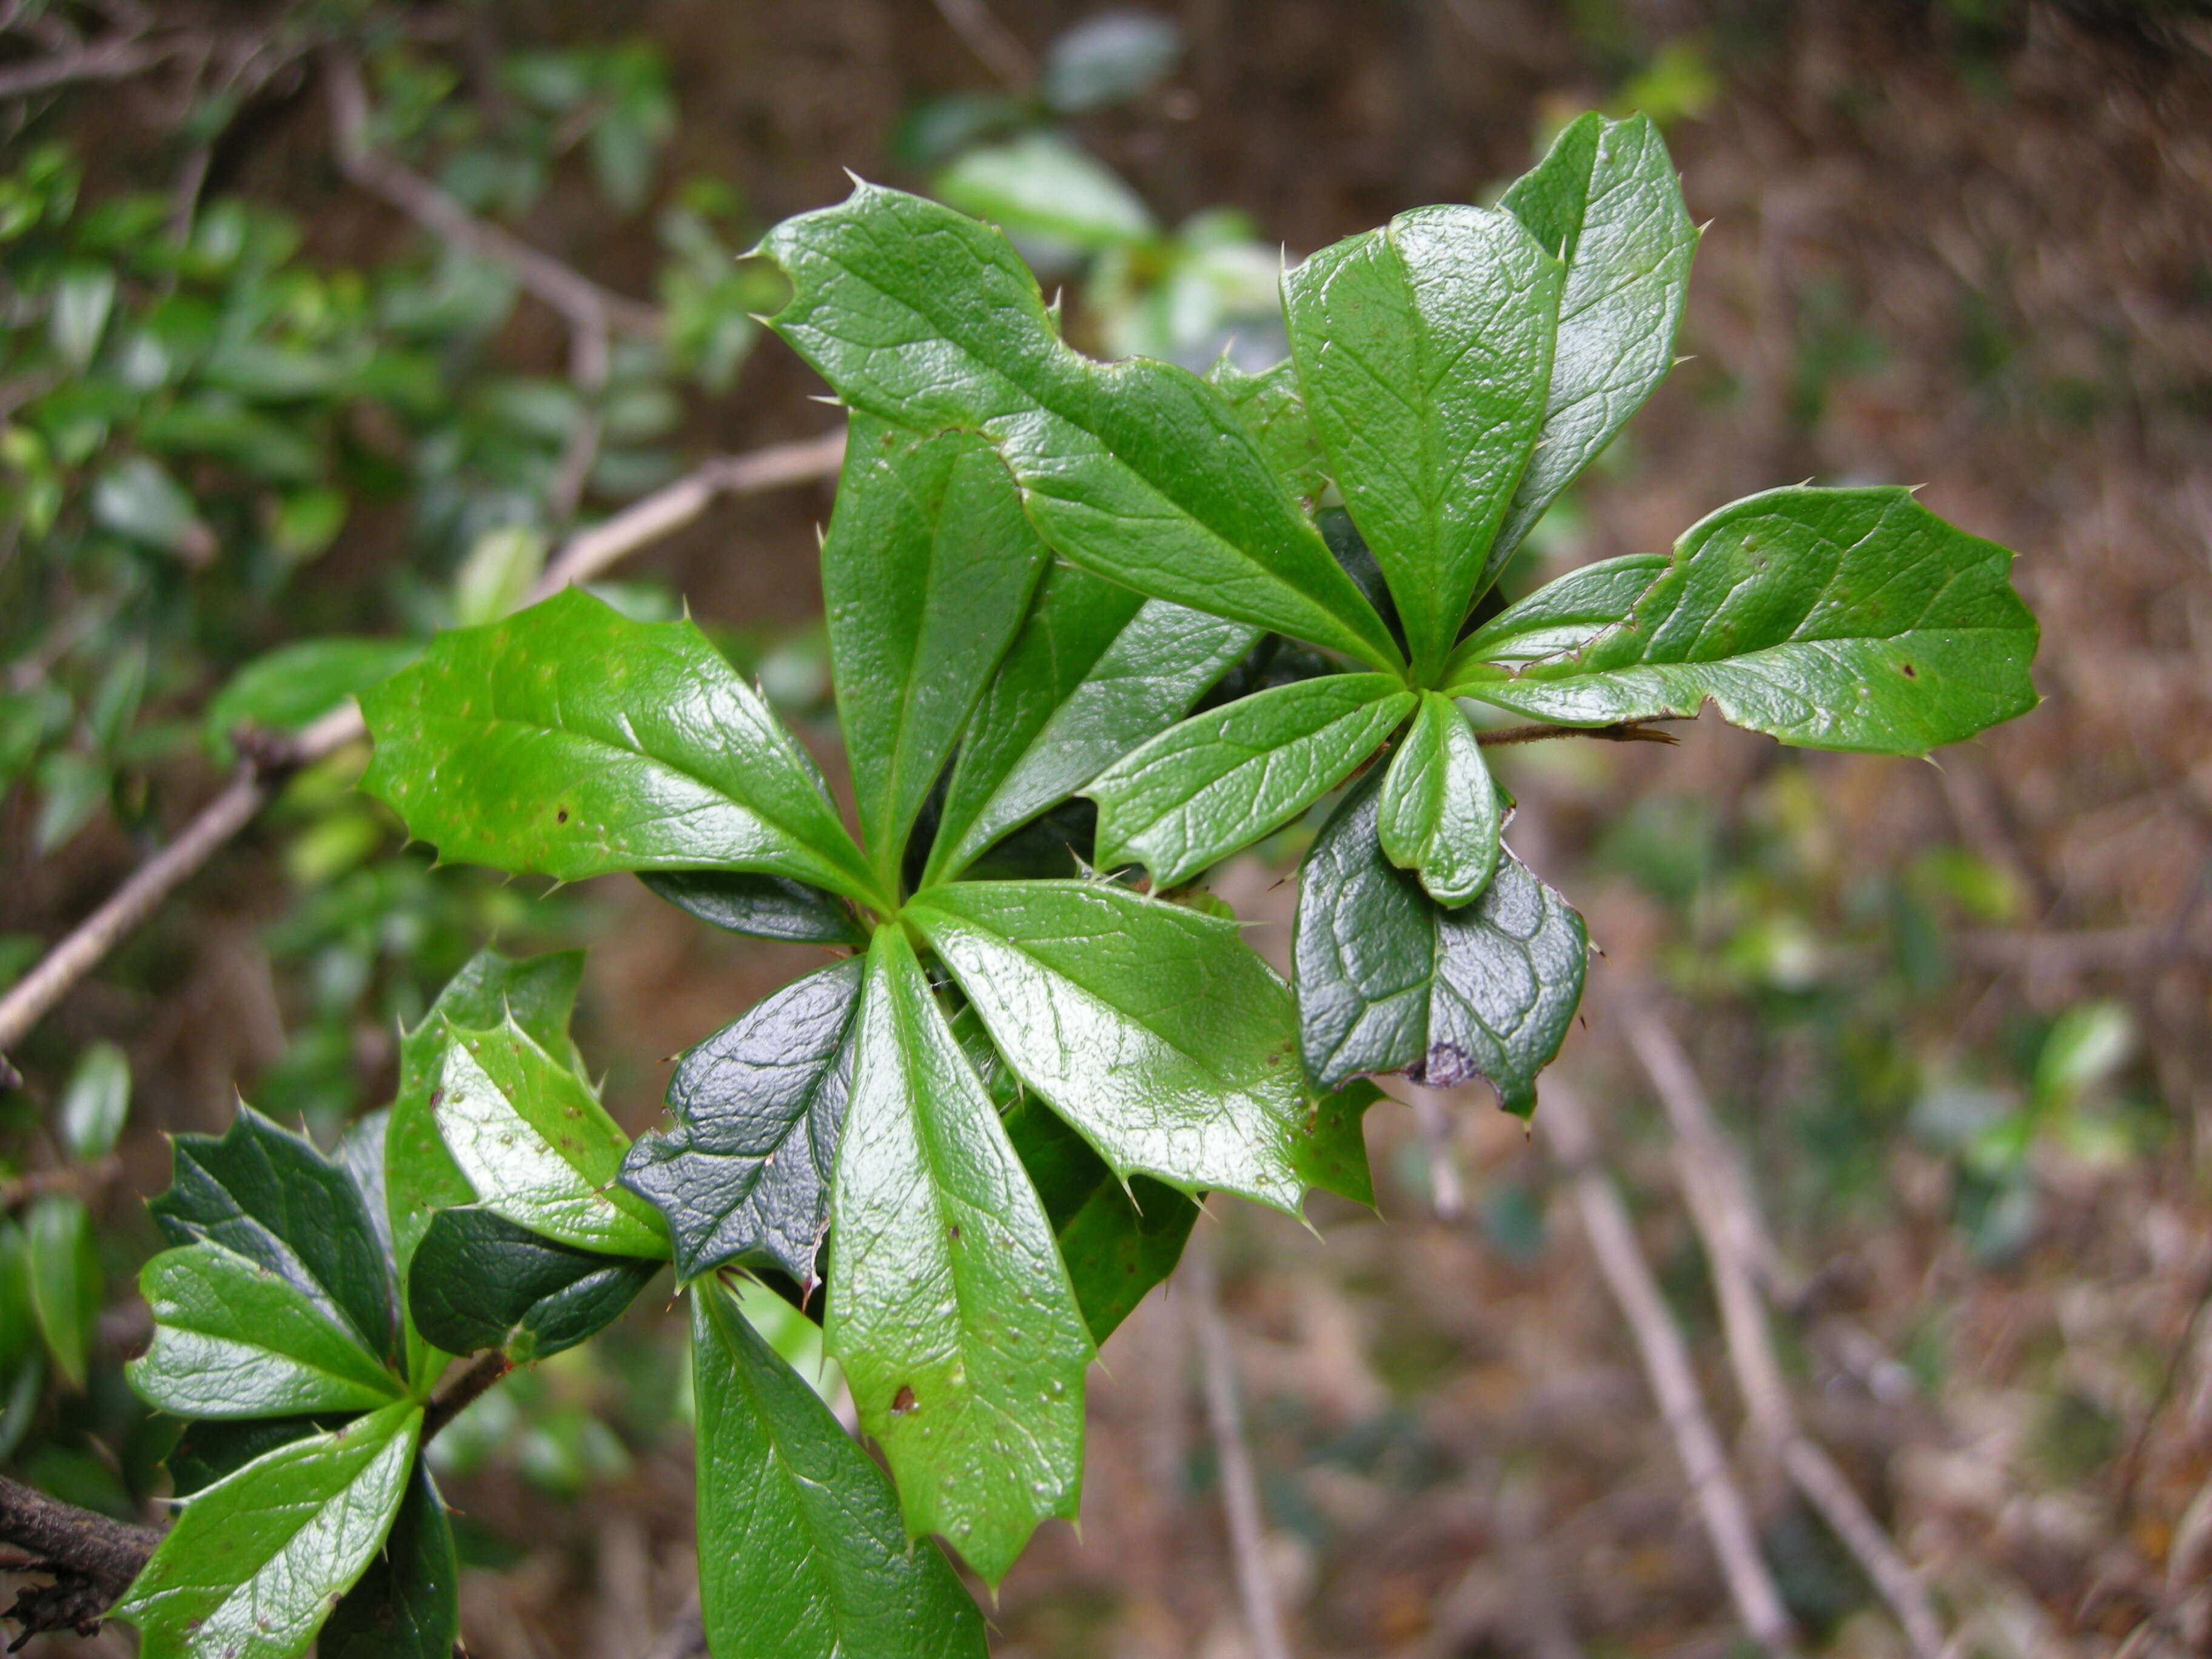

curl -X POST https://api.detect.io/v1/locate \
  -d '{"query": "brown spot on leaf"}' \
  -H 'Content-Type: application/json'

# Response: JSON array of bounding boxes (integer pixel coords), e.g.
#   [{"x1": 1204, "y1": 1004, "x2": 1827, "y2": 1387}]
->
[
  {"x1": 891, "y1": 1384, "x2": 917, "y2": 1414},
  {"x1": 1899, "y1": 662, "x2": 1917, "y2": 678},
  {"x1": 555, "y1": 806, "x2": 569, "y2": 823}
]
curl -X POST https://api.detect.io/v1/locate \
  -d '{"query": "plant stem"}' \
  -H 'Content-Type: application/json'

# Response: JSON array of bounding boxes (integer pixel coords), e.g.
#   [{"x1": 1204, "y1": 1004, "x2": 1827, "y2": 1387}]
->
[
  {"x1": 1473, "y1": 719, "x2": 1681, "y2": 748},
  {"x1": 421, "y1": 1350, "x2": 515, "y2": 1443}
]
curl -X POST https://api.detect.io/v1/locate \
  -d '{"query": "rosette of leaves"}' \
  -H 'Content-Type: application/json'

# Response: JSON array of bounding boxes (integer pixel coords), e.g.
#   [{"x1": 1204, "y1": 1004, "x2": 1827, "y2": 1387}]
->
[
  {"x1": 756, "y1": 110, "x2": 2040, "y2": 1114},
  {"x1": 354, "y1": 380, "x2": 1381, "y2": 1640}
]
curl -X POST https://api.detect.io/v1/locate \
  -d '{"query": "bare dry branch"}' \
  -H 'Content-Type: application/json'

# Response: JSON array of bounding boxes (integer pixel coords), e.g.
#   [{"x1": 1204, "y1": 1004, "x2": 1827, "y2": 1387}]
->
[
  {"x1": 930, "y1": 0, "x2": 1036, "y2": 88},
  {"x1": 1185, "y1": 1228, "x2": 1295, "y2": 1659},
  {"x1": 0, "y1": 431, "x2": 844, "y2": 1061},
  {"x1": 1539, "y1": 1078, "x2": 1801, "y2": 1659},
  {"x1": 0, "y1": 33, "x2": 178, "y2": 99}
]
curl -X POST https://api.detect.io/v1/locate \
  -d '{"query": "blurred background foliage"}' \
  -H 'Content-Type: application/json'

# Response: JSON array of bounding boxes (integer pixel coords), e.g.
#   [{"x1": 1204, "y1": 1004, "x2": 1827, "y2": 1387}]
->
[{"x1": 2, "y1": 1, "x2": 2210, "y2": 1655}]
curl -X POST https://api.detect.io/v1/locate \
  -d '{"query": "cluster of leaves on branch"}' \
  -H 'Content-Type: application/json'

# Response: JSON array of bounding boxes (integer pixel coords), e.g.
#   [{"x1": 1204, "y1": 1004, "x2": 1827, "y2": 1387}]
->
[{"x1": 96, "y1": 110, "x2": 2036, "y2": 1658}]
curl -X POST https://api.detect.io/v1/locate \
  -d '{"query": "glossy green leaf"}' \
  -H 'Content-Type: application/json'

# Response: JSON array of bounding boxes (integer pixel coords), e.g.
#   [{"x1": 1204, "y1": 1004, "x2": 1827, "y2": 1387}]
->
[
  {"x1": 1205, "y1": 357, "x2": 1327, "y2": 508},
  {"x1": 129, "y1": 1244, "x2": 404, "y2": 1418},
  {"x1": 1491, "y1": 113, "x2": 1699, "y2": 577},
  {"x1": 925, "y1": 563, "x2": 1255, "y2": 886},
  {"x1": 167, "y1": 1417, "x2": 329, "y2": 1499},
  {"x1": 204, "y1": 638, "x2": 420, "y2": 764},
  {"x1": 1449, "y1": 552, "x2": 1667, "y2": 669},
  {"x1": 321, "y1": 1463, "x2": 460, "y2": 1659},
  {"x1": 24, "y1": 1194, "x2": 97, "y2": 1390},
  {"x1": 825, "y1": 417, "x2": 1048, "y2": 882},
  {"x1": 58, "y1": 1038, "x2": 130, "y2": 1159},
  {"x1": 692, "y1": 1281, "x2": 987, "y2": 1659},
  {"x1": 386, "y1": 949, "x2": 583, "y2": 1384},
  {"x1": 1295, "y1": 772, "x2": 1585, "y2": 1113},
  {"x1": 115, "y1": 1401, "x2": 422, "y2": 1659},
  {"x1": 828, "y1": 927, "x2": 1091, "y2": 1583},
  {"x1": 639, "y1": 869, "x2": 865, "y2": 945},
  {"x1": 407, "y1": 1208, "x2": 657, "y2": 1362},
  {"x1": 1289, "y1": 1079, "x2": 1386, "y2": 1208},
  {"x1": 360, "y1": 588, "x2": 880, "y2": 905},
  {"x1": 935, "y1": 132, "x2": 1156, "y2": 252},
  {"x1": 434, "y1": 1016, "x2": 669, "y2": 1259},
  {"x1": 1283, "y1": 204, "x2": 1562, "y2": 678},
  {"x1": 150, "y1": 1107, "x2": 398, "y2": 1368},
  {"x1": 1377, "y1": 692, "x2": 1503, "y2": 906},
  {"x1": 910, "y1": 879, "x2": 1305, "y2": 1209},
  {"x1": 619, "y1": 959, "x2": 863, "y2": 1283},
  {"x1": 760, "y1": 183, "x2": 1403, "y2": 669},
  {"x1": 1087, "y1": 672, "x2": 1415, "y2": 888},
  {"x1": 1450, "y1": 488, "x2": 2041, "y2": 754},
  {"x1": 1000, "y1": 1094, "x2": 1198, "y2": 1344}
]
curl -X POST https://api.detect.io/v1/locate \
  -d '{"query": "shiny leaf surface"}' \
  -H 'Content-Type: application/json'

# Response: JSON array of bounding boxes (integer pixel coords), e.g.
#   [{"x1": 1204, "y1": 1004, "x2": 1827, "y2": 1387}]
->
[
  {"x1": 1205, "y1": 357, "x2": 1327, "y2": 508},
  {"x1": 692, "y1": 1282, "x2": 987, "y2": 1659},
  {"x1": 1087, "y1": 672, "x2": 1415, "y2": 889},
  {"x1": 827, "y1": 927, "x2": 1091, "y2": 1583},
  {"x1": 638, "y1": 869, "x2": 865, "y2": 945},
  {"x1": 407, "y1": 1208, "x2": 657, "y2": 1362},
  {"x1": 1376, "y1": 692, "x2": 1504, "y2": 906},
  {"x1": 618, "y1": 959, "x2": 863, "y2": 1283},
  {"x1": 320, "y1": 1463, "x2": 460, "y2": 1659},
  {"x1": 1450, "y1": 551, "x2": 1667, "y2": 668}
]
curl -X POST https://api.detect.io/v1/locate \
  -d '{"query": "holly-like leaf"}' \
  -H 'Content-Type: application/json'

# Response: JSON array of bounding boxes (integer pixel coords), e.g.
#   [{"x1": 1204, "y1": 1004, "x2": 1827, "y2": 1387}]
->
[
  {"x1": 827, "y1": 927, "x2": 1091, "y2": 1584},
  {"x1": 640, "y1": 870, "x2": 865, "y2": 945},
  {"x1": 129, "y1": 1244, "x2": 405, "y2": 1418},
  {"x1": 825, "y1": 417, "x2": 1048, "y2": 883},
  {"x1": 1450, "y1": 551, "x2": 1667, "y2": 667},
  {"x1": 434, "y1": 1016, "x2": 669, "y2": 1259},
  {"x1": 1295, "y1": 772, "x2": 1585, "y2": 1114},
  {"x1": 1289, "y1": 1079, "x2": 1386, "y2": 1208},
  {"x1": 908, "y1": 880, "x2": 1306, "y2": 1210},
  {"x1": 1490, "y1": 113, "x2": 1699, "y2": 578},
  {"x1": 1087, "y1": 672, "x2": 1415, "y2": 889},
  {"x1": 150, "y1": 1107, "x2": 398, "y2": 1369},
  {"x1": 618, "y1": 959, "x2": 863, "y2": 1283},
  {"x1": 924, "y1": 563, "x2": 1256, "y2": 887},
  {"x1": 692, "y1": 1282, "x2": 987, "y2": 1659},
  {"x1": 115, "y1": 1402, "x2": 422, "y2": 1659},
  {"x1": 760, "y1": 183, "x2": 1403, "y2": 671},
  {"x1": 1450, "y1": 488, "x2": 2040, "y2": 754},
  {"x1": 407, "y1": 1208, "x2": 657, "y2": 1362},
  {"x1": 1377, "y1": 692, "x2": 1504, "y2": 907},
  {"x1": 360, "y1": 588, "x2": 881, "y2": 906},
  {"x1": 1283, "y1": 204, "x2": 1563, "y2": 679},
  {"x1": 320, "y1": 1463, "x2": 460, "y2": 1659},
  {"x1": 1000, "y1": 1094, "x2": 1198, "y2": 1345},
  {"x1": 24, "y1": 1194, "x2": 98, "y2": 1390},
  {"x1": 1205, "y1": 357, "x2": 1327, "y2": 508},
  {"x1": 387, "y1": 949, "x2": 583, "y2": 1384}
]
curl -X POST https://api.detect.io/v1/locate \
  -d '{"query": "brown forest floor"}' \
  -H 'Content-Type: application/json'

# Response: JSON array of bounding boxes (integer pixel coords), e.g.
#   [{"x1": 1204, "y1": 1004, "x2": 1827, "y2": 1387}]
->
[{"x1": 15, "y1": 2, "x2": 2212, "y2": 1655}]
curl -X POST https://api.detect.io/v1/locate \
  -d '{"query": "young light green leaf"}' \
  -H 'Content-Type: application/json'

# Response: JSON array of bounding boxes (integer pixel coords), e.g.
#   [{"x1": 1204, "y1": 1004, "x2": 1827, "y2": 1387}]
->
[
  {"x1": 692, "y1": 1282, "x2": 988, "y2": 1659},
  {"x1": 407, "y1": 1208, "x2": 657, "y2": 1362},
  {"x1": 360, "y1": 588, "x2": 881, "y2": 906},
  {"x1": 1490, "y1": 113, "x2": 1699, "y2": 577},
  {"x1": 619, "y1": 959, "x2": 864, "y2": 1283},
  {"x1": 320, "y1": 1463, "x2": 460, "y2": 1659},
  {"x1": 435, "y1": 1016, "x2": 669, "y2": 1259},
  {"x1": 639, "y1": 869, "x2": 865, "y2": 945},
  {"x1": 1087, "y1": 672, "x2": 1415, "y2": 889},
  {"x1": 1205, "y1": 357, "x2": 1328, "y2": 508},
  {"x1": 150, "y1": 1108, "x2": 398, "y2": 1369},
  {"x1": 910, "y1": 879, "x2": 1306, "y2": 1209},
  {"x1": 1449, "y1": 552, "x2": 1667, "y2": 669},
  {"x1": 760, "y1": 183, "x2": 1403, "y2": 670},
  {"x1": 1282, "y1": 204, "x2": 1563, "y2": 679},
  {"x1": 58, "y1": 1039, "x2": 129, "y2": 1160},
  {"x1": 927, "y1": 562, "x2": 1256, "y2": 885},
  {"x1": 24, "y1": 1194, "x2": 97, "y2": 1390},
  {"x1": 934, "y1": 132, "x2": 1156, "y2": 253},
  {"x1": 825, "y1": 417, "x2": 1048, "y2": 882},
  {"x1": 1000, "y1": 1094, "x2": 1198, "y2": 1345},
  {"x1": 828, "y1": 927, "x2": 1091, "y2": 1584},
  {"x1": 115, "y1": 1401, "x2": 422, "y2": 1659},
  {"x1": 129, "y1": 1244, "x2": 404, "y2": 1418},
  {"x1": 1377, "y1": 692, "x2": 1504, "y2": 907},
  {"x1": 1450, "y1": 487, "x2": 2040, "y2": 754},
  {"x1": 1295, "y1": 772, "x2": 1585, "y2": 1113}
]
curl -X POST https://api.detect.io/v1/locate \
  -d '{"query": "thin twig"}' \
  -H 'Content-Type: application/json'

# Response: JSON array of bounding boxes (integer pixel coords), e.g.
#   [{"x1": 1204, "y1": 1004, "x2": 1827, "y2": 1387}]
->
[
  {"x1": 0, "y1": 1156, "x2": 121, "y2": 1213},
  {"x1": 1475, "y1": 720, "x2": 1681, "y2": 749},
  {"x1": 1539, "y1": 1078, "x2": 1801, "y2": 1659},
  {"x1": 1621, "y1": 1003, "x2": 1947, "y2": 1659},
  {"x1": 0, "y1": 33, "x2": 177, "y2": 99},
  {"x1": 421, "y1": 1350, "x2": 513, "y2": 1443},
  {"x1": 1185, "y1": 1229, "x2": 1294, "y2": 1659},
  {"x1": 930, "y1": 0, "x2": 1036, "y2": 88},
  {"x1": 0, "y1": 432, "x2": 844, "y2": 1060}
]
